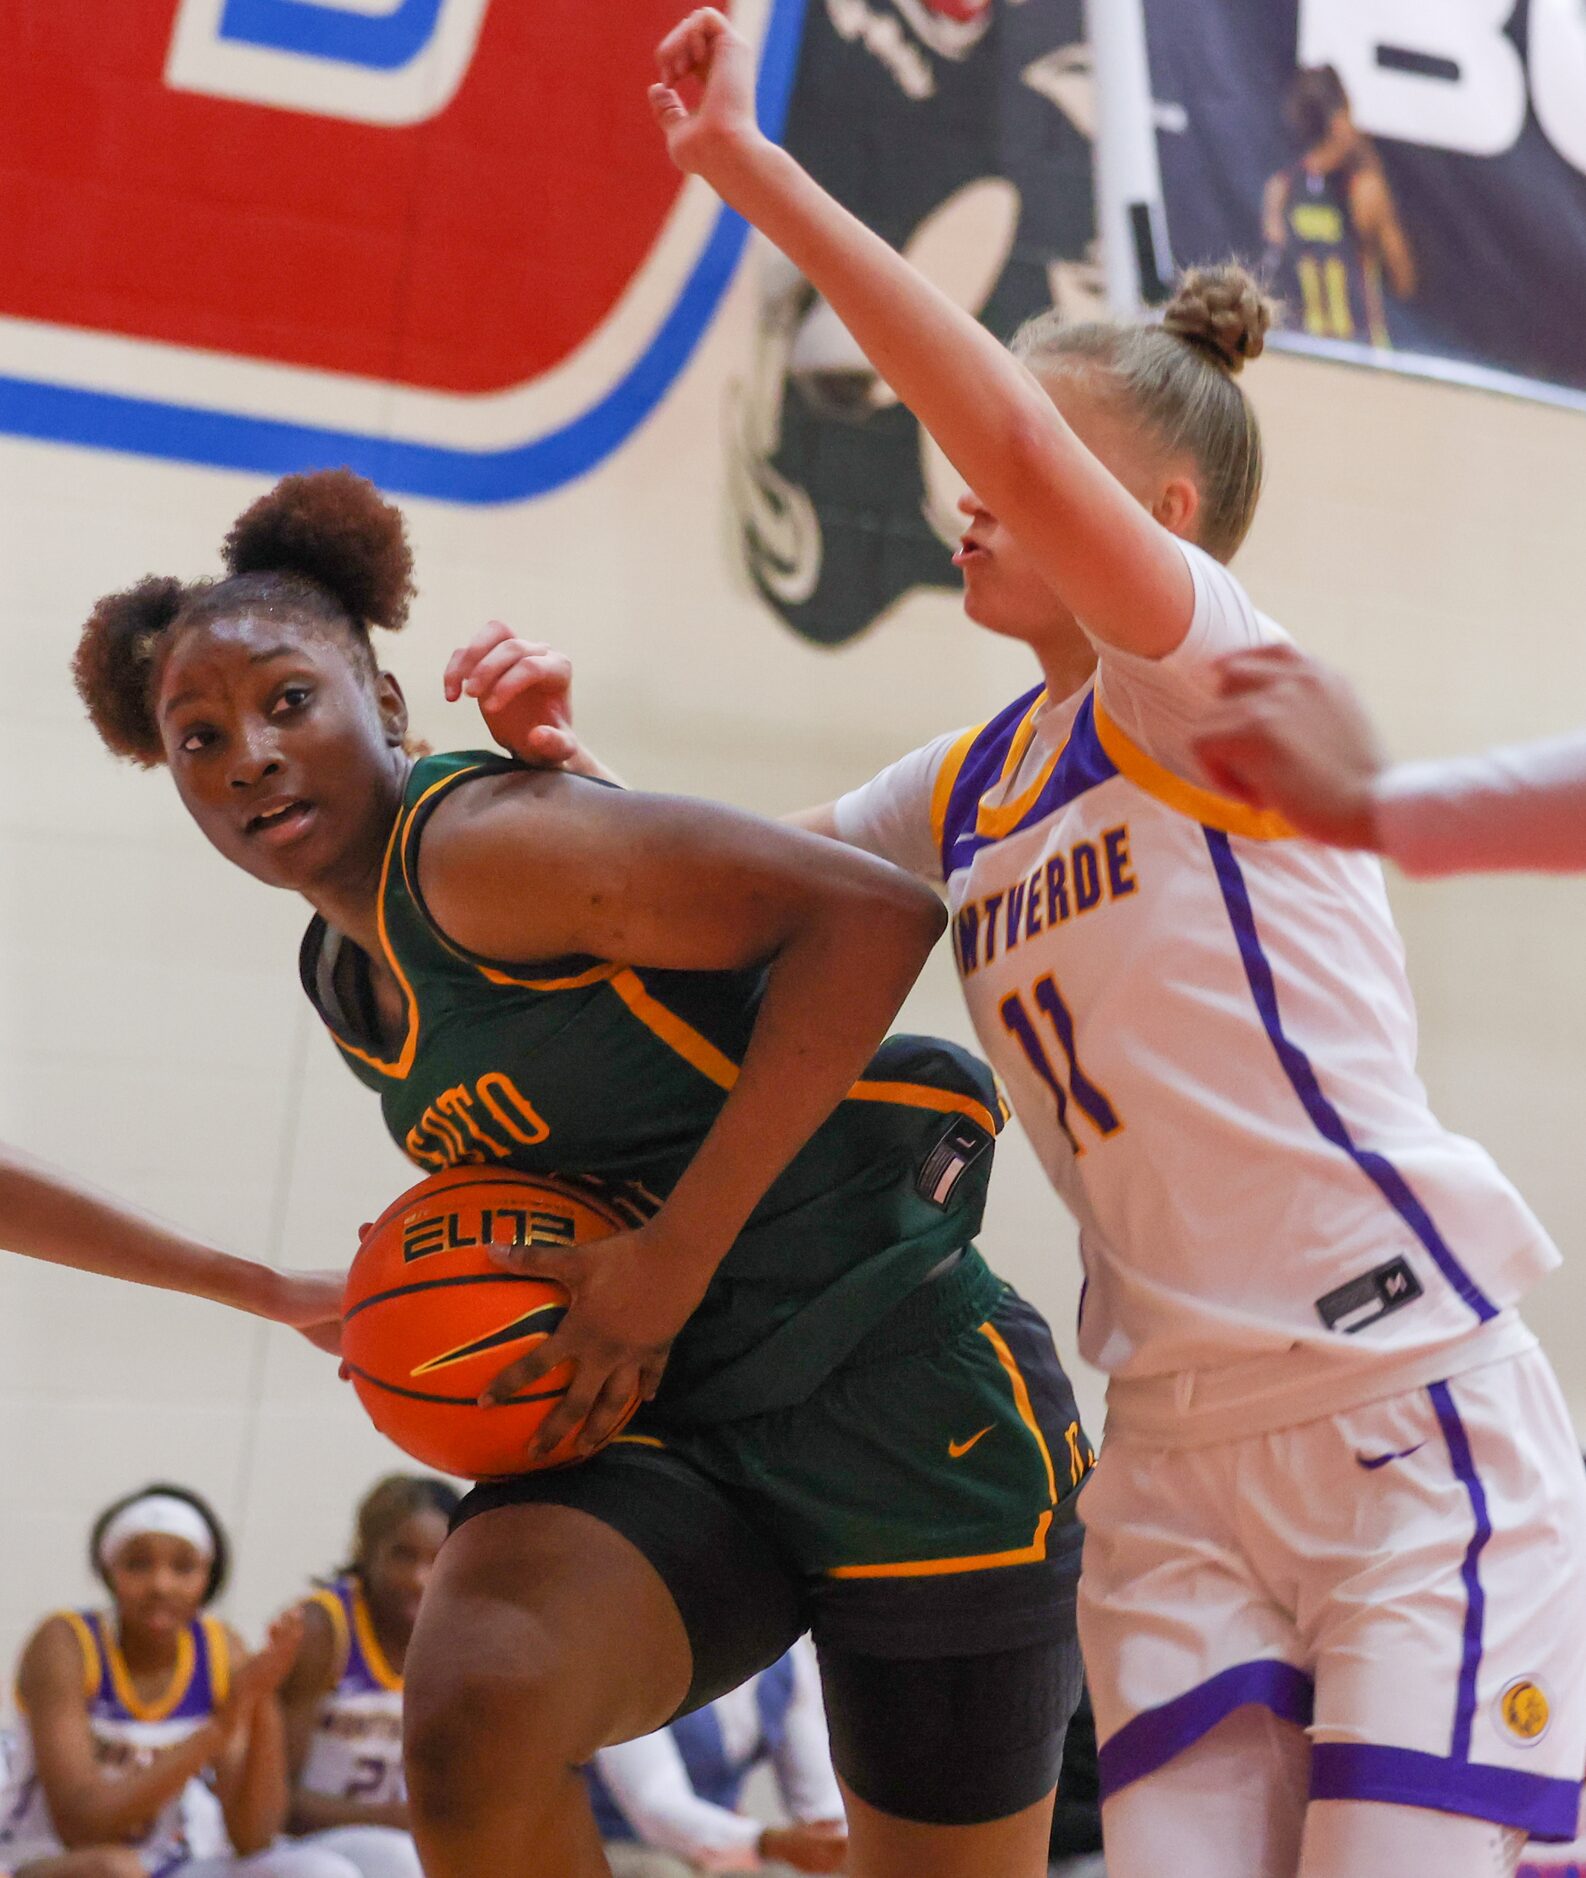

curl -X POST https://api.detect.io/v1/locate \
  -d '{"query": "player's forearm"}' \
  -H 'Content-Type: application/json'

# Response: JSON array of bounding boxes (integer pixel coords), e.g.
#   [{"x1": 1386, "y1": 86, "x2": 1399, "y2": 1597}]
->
[
  {"x1": 652, "y1": 876, "x2": 945, "y2": 1273},
  {"x1": 221, "y1": 1702, "x2": 291, "y2": 1855},
  {"x1": 49, "y1": 1723, "x2": 227, "y2": 1844},
  {"x1": 0, "y1": 1145, "x2": 283, "y2": 1319},
  {"x1": 1374, "y1": 733, "x2": 1586, "y2": 877}
]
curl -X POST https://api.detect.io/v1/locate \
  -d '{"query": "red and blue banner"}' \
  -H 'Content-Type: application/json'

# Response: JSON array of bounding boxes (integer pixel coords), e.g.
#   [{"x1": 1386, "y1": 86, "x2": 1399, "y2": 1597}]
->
[
  {"x1": 1142, "y1": 0, "x2": 1586, "y2": 410},
  {"x1": 0, "y1": 0, "x2": 805, "y2": 500}
]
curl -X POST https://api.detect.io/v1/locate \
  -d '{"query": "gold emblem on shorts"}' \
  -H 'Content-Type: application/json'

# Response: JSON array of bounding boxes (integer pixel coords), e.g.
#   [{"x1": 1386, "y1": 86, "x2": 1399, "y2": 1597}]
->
[{"x1": 1497, "y1": 1678, "x2": 1550, "y2": 1745}]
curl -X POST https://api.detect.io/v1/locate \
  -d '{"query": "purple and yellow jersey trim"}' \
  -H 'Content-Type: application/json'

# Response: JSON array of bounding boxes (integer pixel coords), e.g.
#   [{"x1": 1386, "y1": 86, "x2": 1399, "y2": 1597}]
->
[
  {"x1": 938, "y1": 687, "x2": 1117, "y2": 877},
  {"x1": 61, "y1": 1610, "x2": 229, "y2": 1723},
  {"x1": 937, "y1": 684, "x2": 1295, "y2": 879},
  {"x1": 307, "y1": 1578, "x2": 402, "y2": 1697}
]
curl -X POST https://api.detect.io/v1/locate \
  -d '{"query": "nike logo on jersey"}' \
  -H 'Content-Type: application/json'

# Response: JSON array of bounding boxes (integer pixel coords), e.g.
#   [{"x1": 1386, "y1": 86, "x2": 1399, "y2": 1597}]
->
[
  {"x1": 409, "y1": 1303, "x2": 562, "y2": 1376},
  {"x1": 949, "y1": 1425, "x2": 995, "y2": 1459},
  {"x1": 1354, "y1": 1442, "x2": 1426, "y2": 1471}
]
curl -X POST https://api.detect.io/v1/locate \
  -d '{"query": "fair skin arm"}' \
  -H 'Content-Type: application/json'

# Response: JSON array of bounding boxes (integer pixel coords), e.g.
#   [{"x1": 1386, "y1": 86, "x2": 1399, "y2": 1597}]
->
[
  {"x1": 418, "y1": 769, "x2": 945, "y2": 1454},
  {"x1": 443, "y1": 629, "x2": 863, "y2": 842},
  {"x1": 650, "y1": 10, "x2": 1196, "y2": 658},
  {"x1": 1193, "y1": 643, "x2": 1387, "y2": 846},
  {"x1": 277, "y1": 1601, "x2": 408, "y2": 1833},
  {"x1": 17, "y1": 1614, "x2": 298, "y2": 1850},
  {"x1": 0, "y1": 1144, "x2": 343, "y2": 1353},
  {"x1": 1196, "y1": 642, "x2": 1586, "y2": 872}
]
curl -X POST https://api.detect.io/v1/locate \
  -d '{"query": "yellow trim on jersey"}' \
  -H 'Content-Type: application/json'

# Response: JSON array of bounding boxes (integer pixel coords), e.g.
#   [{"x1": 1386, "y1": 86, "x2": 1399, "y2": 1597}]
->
[
  {"x1": 306, "y1": 1587, "x2": 352, "y2": 1684},
  {"x1": 845, "y1": 1079, "x2": 1000, "y2": 1142},
  {"x1": 929, "y1": 723, "x2": 986, "y2": 856},
  {"x1": 609, "y1": 973, "x2": 1001, "y2": 1147},
  {"x1": 329, "y1": 807, "x2": 424, "y2": 1081},
  {"x1": 202, "y1": 1616, "x2": 231, "y2": 1707},
  {"x1": 608, "y1": 970, "x2": 741, "y2": 1090},
  {"x1": 975, "y1": 692, "x2": 1063, "y2": 840},
  {"x1": 393, "y1": 768, "x2": 624, "y2": 993},
  {"x1": 59, "y1": 1609, "x2": 101, "y2": 1700},
  {"x1": 477, "y1": 960, "x2": 622, "y2": 991},
  {"x1": 828, "y1": 1511, "x2": 1053, "y2": 1579},
  {"x1": 610, "y1": 1433, "x2": 667, "y2": 1450},
  {"x1": 351, "y1": 1584, "x2": 402, "y2": 1694},
  {"x1": 980, "y1": 1322, "x2": 1058, "y2": 1505},
  {"x1": 1093, "y1": 697, "x2": 1296, "y2": 842},
  {"x1": 828, "y1": 1319, "x2": 1060, "y2": 1580},
  {"x1": 98, "y1": 1612, "x2": 195, "y2": 1723}
]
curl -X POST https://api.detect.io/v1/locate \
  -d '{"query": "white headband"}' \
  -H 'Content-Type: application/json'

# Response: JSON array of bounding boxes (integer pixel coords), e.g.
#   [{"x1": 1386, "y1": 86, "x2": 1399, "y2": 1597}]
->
[{"x1": 98, "y1": 1495, "x2": 215, "y2": 1570}]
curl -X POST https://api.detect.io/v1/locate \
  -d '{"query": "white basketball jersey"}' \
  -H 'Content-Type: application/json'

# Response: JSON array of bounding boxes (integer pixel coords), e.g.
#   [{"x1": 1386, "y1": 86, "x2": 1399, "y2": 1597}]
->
[
  {"x1": 299, "y1": 1577, "x2": 405, "y2": 1806},
  {"x1": 0, "y1": 1610, "x2": 231, "y2": 1872},
  {"x1": 835, "y1": 540, "x2": 1555, "y2": 1439}
]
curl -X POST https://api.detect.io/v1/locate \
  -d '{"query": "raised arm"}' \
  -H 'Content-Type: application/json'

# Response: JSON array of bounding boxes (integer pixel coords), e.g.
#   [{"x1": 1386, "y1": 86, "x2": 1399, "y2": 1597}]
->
[
  {"x1": 649, "y1": 10, "x2": 1194, "y2": 658},
  {"x1": 211, "y1": 1616, "x2": 304, "y2": 1856},
  {"x1": 419, "y1": 769, "x2": 945, "y2": 1452},
  {"x1": 0, "y1": 1143, "x2": 342, "y2": 1349}
]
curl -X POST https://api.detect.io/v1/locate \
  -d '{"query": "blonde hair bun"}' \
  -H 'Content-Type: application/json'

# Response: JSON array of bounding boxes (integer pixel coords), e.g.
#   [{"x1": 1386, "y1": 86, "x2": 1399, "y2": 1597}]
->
[{"x1": 1161, "y1": 265, "x2": 1275, "y2": 375}]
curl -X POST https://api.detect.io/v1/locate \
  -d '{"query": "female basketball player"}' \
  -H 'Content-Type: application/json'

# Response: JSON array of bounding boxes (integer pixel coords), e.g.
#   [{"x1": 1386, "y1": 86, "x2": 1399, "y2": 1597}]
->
[
  {"x1": 453, "y1": 14, "x2": 1586, "y2": 1873},
  {"x1": 278, "y1": 1477, "x2": 457, "y2": 1878},
  {"x1": 0, "y1": 1143, "x2": 343, "y2": 1351},
  {"x1": 1191, "y1": 642, "x2": 1586, "y2": 876},
  {"x1": 5, "y1": 1489, "x2": 361, "y2": 1878},
  {"x1": 72, "y1": 471, "x2": 1090, "y2": 1878}
]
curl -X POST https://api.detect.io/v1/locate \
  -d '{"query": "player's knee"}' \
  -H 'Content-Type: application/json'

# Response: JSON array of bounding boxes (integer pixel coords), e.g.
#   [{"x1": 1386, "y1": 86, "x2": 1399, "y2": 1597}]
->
[{"x1": 405, "y1": 1644, "x2": 587, "y2": 1826}]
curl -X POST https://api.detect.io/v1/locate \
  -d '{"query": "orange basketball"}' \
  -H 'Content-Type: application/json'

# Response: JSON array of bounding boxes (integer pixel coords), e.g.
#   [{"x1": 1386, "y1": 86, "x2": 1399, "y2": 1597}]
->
[{"x1": 341, "y1": 1166, "x2": 640, "y2": 1479}]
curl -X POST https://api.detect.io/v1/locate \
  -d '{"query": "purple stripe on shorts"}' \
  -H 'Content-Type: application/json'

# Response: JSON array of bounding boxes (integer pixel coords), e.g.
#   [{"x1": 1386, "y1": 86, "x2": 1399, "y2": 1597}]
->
[
  {"x1": 1312, "y1": 1742, "x2": 1582, "y2": 1842},
  {"x1": 1097, "y1": 1658, "x2": 1315, "y2": 1799},
  {"x1": 1428, "y1": 1379, "x2": 1494, "y2": 1762},
  {"x1": 1203, "y1": 828, "x2": 1498, "y2": 1324}
]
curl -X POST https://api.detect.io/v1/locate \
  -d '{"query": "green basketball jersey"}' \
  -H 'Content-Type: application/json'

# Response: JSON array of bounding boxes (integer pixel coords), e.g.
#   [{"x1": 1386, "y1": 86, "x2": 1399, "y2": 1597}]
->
[{"x1": 301, "y1": 753, "x2": 1006, "y2": 1421}]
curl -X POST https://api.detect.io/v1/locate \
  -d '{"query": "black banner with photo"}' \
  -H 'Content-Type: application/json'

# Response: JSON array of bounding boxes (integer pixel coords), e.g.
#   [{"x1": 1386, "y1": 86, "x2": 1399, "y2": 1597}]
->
[
  {"x1": 731, "y1": 0, "x2": 1096, "y2": 648},
  {"x1": 1142, "y1": 0, "x2": 1586, "y2": 407}
]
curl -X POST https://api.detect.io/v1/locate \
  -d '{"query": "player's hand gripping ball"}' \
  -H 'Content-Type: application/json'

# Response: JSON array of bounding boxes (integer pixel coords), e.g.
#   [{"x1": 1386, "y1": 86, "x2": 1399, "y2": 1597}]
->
[{"x1": 341, "y1": 1168, "x2": 642, "y2": 1478}]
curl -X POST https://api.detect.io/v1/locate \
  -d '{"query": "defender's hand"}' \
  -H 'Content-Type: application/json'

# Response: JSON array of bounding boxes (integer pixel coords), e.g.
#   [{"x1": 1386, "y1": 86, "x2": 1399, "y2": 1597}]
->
[
  {"x1": 650, "y1": 9, "x2": 763, "y2": 176},
  {"x1": 481, "y1": 1225, "x2": 700, "y2": 1457},
  {"x1": 1194, "y1": 642, "x2": 1387, "y2": 849},
  {"x1": 444, "y1": 621, "x2": 578, "y2": 767},
  {"x1": 271, "y1": 1269, "x2": 347, "y2": 1354}
]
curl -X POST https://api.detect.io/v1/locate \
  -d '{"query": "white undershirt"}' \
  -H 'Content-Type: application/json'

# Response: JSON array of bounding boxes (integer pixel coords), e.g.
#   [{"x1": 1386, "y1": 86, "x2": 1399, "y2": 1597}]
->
[
  {"x1": 591, "y1": 1643, "x2": 842, "y2": 1869},
  {"x1": 1375, "y1": 731, "x2": 1586, "y2": 877}
]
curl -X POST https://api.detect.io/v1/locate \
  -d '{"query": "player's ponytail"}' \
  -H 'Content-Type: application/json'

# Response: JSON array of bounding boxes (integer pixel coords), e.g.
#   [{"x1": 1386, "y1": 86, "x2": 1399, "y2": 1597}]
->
[
  {"x1": 73, "y1": 575, "x2": 193, "y2": 766},
  {"x1": 74, "y1": 468, "x2": 415, "y2": 767},
  {"x1": 1012, "y1": 263, "x2": 1276, "y2": 562},
  {"x1": 223, "y1": 469, "x2": 415, "y2": 639}
]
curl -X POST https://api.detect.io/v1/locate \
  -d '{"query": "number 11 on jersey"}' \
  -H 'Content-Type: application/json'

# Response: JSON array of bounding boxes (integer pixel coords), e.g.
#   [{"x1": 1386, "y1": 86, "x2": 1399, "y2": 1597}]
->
[{"x1": 999, "y1": 975, "x2": 1122, "y2": 1155}]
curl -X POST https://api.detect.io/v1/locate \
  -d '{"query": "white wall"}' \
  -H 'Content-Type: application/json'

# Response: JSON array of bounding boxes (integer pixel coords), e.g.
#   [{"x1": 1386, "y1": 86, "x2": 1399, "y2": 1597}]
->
[{"x1": 2, "y1": 284, "x2": 1583, "y2": 1692}]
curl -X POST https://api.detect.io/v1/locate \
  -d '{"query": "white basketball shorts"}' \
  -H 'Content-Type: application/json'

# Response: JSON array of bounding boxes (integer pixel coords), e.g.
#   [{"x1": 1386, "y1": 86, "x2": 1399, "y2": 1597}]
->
[{"x1": 1080, "y1": 1345, "x2": 1586, "y2": 1843}]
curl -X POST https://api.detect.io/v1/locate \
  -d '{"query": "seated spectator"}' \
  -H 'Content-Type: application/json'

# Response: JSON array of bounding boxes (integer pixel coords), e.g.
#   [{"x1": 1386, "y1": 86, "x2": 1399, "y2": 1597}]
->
[
  {"x1": 278, "y1": 1477, "x2": 457, "y2": 1878},
  {"x1": 587, "y1": 1640, "x2": 846, "y2": 1875},
  {"x1": 0, "y1": 1485, "x2": 362, "y2": 1878}
]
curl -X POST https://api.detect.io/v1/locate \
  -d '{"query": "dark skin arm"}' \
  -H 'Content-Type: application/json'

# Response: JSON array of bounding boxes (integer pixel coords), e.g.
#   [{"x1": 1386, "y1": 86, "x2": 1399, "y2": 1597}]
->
[
  {"x1": 0, "y1": 1144, "x2": 343, "y2": 1353},
  {"x1": 210, "y1": 1616, "x2": 304, "y2": 1856},
  {"x1": 1351, "y1": 161, "x2": 1417, "y2": 299},
  {"x1": 417, "y1": 769, "x2": 947, "y2": 1455},
  {"x1": 278, "y1": 1601, "x2": 408, "y2": 1833}
]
